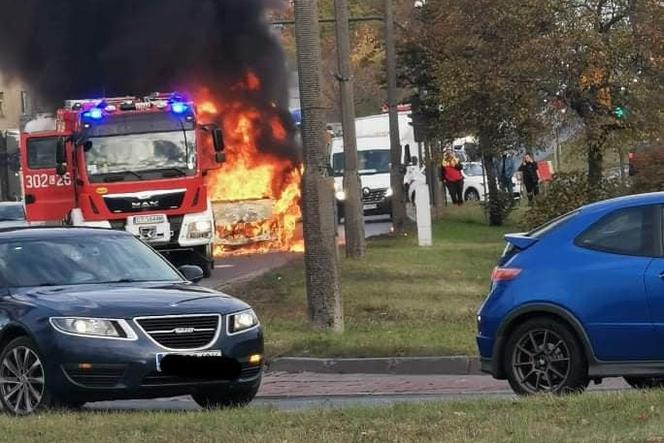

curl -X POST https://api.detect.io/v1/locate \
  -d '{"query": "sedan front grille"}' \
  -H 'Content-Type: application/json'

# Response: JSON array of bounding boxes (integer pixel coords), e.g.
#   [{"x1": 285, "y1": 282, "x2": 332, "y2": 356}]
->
[{"x1": 135, "y1": 315, "x2": 221, "y2": 350}]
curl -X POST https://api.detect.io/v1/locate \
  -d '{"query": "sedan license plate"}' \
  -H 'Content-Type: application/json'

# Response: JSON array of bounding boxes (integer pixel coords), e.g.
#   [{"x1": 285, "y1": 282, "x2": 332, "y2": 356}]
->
[
  {"x1": 363, "y1": 204, "x2": 378, "y2": 210},
  {"x1": 134, "y1": 214, "x2": 167, "y2": 225},
  {"x1": 156, "y1": 350, "x2": 222, "y2": 372}
]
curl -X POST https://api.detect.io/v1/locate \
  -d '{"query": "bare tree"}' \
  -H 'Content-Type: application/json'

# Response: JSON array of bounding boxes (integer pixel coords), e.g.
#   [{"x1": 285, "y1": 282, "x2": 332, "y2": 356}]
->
[{"x1": 294, "y1": 0, "x2": 344, "y2": 332}]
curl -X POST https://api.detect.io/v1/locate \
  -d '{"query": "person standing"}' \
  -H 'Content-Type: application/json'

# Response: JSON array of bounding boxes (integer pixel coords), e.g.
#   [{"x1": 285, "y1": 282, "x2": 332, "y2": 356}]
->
[
  {"x1": 442, "y1": 150, "x2": 464, "y2": 206},
  {"x1": 518, "y1": 153, "x2": 540, "y2": 203}
]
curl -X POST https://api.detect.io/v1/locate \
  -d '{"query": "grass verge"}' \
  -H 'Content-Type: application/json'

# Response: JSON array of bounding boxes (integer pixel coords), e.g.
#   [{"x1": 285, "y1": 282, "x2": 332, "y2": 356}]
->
[
  {"x1": 229, "y1": 204, "x2": 519, "y2": 358},
  {"x1": 6, "y1": 390, "x2": 664, "y2": 442}
]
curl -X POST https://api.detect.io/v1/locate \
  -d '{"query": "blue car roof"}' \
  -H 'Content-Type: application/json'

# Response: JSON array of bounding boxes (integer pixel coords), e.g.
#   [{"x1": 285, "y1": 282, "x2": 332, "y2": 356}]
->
[{"x1": 581, "y1": 192, "x2": 664, "y2": 214}]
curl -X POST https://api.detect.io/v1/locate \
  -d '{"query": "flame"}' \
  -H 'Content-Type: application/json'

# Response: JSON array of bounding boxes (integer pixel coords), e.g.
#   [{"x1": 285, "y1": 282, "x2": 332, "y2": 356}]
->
[{"x1": 196, "y1": 75, "x2": 302, "y2": 256}]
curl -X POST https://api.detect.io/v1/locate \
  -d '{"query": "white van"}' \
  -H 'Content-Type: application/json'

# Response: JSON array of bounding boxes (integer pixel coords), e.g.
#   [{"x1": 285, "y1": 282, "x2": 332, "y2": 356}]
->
[{"x1": 331, "y1": 112, "x2": 417, "y2": 220}]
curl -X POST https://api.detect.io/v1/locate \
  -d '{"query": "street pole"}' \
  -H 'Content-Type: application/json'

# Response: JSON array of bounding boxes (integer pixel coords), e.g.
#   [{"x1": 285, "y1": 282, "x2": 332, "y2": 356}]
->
[
  {"x1": 294, "y1": 0, "x2": 344, "y2": 332},
  {"x1": 334, "y1": 0, "x2": 366, "y2": 259},
  {"x1": 384, "y1": 0, "x2": 407, "y2": 233}
]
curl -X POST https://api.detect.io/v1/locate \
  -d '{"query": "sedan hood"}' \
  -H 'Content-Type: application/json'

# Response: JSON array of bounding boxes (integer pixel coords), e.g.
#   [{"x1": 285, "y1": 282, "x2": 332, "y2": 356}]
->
[{"x1": 12, "y1": 282, "x2": 251, "y2": 318}]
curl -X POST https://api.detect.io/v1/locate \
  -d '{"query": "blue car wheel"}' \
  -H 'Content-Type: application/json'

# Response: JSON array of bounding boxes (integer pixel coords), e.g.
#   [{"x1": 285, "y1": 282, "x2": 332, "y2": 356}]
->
[{"x1": 504, "y1": 317, "x2": 589, "y2": 395}]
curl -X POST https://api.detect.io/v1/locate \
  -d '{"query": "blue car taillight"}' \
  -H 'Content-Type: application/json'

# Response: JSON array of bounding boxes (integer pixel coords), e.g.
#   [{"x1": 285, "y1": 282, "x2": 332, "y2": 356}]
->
[{"x1": 491, "y1": 267, "x2": 522, "y2": 282}]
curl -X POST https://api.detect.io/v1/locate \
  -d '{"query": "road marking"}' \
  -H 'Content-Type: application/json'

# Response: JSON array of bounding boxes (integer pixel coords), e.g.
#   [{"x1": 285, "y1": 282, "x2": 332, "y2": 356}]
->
[{"x1": 215, "y1": 264, "x2": 235, "y2": 269}]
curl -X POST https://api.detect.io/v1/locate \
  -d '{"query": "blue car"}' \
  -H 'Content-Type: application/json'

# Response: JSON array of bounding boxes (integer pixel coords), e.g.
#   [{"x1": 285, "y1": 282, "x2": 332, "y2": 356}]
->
[
  {"x1": 478, "y1": 193, "x2": 664, "y2": 394},
  {"x1": 0, "y1": 227, "x2": 263, "y2": 414}
]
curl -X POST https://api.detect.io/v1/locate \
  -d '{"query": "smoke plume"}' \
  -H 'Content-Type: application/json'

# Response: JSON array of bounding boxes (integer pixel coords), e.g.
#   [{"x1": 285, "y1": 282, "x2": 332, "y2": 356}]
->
[{"x1": 0, "y1": 0, "x2": 287, "y2": 103}]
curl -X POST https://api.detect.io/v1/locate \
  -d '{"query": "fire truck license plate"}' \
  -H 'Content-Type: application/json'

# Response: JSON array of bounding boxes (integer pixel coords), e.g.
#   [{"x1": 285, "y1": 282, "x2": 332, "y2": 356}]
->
[{"x1": 133, "y1": 214, "x2": 167, "y2": 225}]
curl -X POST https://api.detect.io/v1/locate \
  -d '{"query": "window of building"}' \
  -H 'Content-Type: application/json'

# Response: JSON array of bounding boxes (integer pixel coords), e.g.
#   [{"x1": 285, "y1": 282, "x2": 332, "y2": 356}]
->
[
  {"x1": 20, "y1": 91, "x2": 29, "y2": 115},
  {"x1": 575, "y1": 206, "x2": 658, "y2": 257}
]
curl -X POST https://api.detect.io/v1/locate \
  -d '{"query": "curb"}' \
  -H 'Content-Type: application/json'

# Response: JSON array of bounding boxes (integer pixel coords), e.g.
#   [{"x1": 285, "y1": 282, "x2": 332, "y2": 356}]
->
[{"x1": 266, "y1": 356, "x2": 482, "y2": 376}]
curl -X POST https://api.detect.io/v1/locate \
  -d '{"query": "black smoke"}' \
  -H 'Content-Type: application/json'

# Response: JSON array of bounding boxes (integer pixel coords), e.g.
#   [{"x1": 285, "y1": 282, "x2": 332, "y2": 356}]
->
[
  {"x1": 0, "y1": 0, "x2": 287, "y2": 108},
  {"x1": 0, "y1": 0, "x2": 298, "y2": 159}
]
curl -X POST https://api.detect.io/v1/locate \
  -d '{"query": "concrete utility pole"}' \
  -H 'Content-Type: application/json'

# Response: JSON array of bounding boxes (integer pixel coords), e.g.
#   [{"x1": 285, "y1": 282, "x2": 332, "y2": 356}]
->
[
  {"x1": 294, "y1": 0, "x2": 344, "y2": 332},
  {"x1": 334, "y1": 0, "x2": 366, "y2": 259},
  {"x1": 384, "y1": 0, "x2": 407, "y2": 232}
]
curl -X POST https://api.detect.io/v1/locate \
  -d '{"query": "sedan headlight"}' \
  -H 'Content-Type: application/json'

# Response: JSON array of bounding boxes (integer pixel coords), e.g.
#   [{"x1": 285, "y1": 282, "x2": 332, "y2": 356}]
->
[
  {"x1": 228, "y1": 309, "x2": 259, "y2": 335},
  {"x1": 50, "y1": 317, "x2": 137, "y2": 340}
]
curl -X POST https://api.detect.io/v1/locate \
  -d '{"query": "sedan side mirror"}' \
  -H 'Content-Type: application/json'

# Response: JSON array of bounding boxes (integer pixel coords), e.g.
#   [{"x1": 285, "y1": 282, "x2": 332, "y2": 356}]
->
[{"x1": 178, "y1": 265, "x2": 205, "y2": 283}]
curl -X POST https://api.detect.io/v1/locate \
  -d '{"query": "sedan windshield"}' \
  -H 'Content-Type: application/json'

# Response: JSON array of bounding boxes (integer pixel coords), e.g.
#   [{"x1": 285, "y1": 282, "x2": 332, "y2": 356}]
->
[
  {"x1": 0, "y1": 235, "x2": 183, "y2": 288},
  {"x1": 85, "y1": 130, "x2": 196, "y2": 179}
]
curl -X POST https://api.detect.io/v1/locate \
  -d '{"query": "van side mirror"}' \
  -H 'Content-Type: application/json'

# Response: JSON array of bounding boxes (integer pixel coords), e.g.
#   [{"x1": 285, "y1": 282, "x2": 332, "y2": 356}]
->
[{"x1": 55, "y1": 137, "x2": 67, "y2": 176}]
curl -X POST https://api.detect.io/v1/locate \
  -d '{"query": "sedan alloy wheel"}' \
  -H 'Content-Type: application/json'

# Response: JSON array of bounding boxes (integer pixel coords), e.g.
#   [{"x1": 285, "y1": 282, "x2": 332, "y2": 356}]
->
[{"x1": 0, "y1": 342, "x2": 45, "y2": 415}]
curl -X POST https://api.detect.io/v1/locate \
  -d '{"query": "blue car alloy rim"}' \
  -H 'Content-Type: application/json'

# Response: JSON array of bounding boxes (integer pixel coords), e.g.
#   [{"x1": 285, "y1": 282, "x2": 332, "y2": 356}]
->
[
  {"x1": 512, "y1": 329, "x2": 571, "y2": 393},
  {"x1": 0, "y1": 347, "x2": 45, "y2": 414}
]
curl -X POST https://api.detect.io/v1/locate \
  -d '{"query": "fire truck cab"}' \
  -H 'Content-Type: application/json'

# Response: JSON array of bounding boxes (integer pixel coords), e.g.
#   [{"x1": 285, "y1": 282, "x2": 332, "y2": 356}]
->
[{"x1": 20, "y1": 93, "x2": 225, "y2": 277}]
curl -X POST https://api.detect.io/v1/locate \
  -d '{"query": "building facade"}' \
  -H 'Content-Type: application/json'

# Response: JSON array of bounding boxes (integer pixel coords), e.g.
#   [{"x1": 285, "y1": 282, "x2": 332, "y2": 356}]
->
[{"x1": 0, "y1": 72, "x2": 29, "y2": 131}]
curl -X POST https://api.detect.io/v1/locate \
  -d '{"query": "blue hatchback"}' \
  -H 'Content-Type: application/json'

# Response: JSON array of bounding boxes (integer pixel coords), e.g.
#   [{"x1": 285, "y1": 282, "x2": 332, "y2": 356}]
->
[{"x1": 478, "y1": 193, "x2": 664, "y2": 394}]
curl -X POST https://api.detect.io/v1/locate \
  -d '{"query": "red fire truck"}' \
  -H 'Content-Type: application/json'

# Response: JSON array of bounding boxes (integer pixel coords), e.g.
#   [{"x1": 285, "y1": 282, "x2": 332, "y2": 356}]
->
[{"x1": 20, "y1": 93, "x2": 225, "y2": 276}]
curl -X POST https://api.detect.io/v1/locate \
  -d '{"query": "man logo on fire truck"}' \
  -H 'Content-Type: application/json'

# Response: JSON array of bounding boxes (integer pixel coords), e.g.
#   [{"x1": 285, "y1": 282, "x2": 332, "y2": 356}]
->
[{"x1": 20, "y1": 93, "x2": 225, "y2": 277}]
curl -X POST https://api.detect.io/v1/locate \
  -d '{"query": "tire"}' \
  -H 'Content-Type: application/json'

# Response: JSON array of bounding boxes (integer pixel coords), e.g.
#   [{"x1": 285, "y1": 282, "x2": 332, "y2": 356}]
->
[
  {"x1": 503, "y1": 317, "x2": 588, "y2": 395},
  {"x1": 624, "y1": 377, "x2": 664, "y2": 390},
  {"x1": 465, "y1": 189, "x2": 480, "y2": 202},
  {"x1": 0, "y1": 337, "x2": 54, "y2": 415},
  {"x1": 192, "y1": 382, "x2": 260, "y2": 410}
]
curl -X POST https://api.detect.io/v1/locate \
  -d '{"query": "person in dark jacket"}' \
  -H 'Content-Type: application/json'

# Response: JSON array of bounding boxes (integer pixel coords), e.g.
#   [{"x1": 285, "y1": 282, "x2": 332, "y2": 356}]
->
[
  {"x1": 442, "y1": 150, "x2": 464, "y2": 205},
  {"x1": 518, "y1": 153, "x2": 539, "y2": 203}
]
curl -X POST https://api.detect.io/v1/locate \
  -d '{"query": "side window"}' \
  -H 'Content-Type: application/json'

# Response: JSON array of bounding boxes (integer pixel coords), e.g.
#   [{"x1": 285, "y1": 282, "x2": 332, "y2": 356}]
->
[
  {"x1": 27, "y1": 137, "x2": 58, "y2": 169},
  {"x1": 575, "y1": 206, "x2": 658, "y2": 257}
]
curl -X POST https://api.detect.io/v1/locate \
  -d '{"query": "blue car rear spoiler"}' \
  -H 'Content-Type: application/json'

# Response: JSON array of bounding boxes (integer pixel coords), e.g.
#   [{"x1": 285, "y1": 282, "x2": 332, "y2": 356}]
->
[{"x1": 504, "y1": 234, "x2": 538, "y2": 251}]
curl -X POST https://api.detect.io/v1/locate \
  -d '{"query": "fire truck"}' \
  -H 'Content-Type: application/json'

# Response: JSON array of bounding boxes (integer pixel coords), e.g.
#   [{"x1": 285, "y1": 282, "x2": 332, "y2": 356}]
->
[{"x1": 20, "y1": 93, "x2": 225, "y2": 276}]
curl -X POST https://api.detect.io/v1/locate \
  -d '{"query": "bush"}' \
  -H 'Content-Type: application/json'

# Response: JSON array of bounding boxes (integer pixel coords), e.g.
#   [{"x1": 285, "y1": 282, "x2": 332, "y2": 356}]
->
[{"x1": 521, "y1": 172, "x2": 629, "y2": 230}]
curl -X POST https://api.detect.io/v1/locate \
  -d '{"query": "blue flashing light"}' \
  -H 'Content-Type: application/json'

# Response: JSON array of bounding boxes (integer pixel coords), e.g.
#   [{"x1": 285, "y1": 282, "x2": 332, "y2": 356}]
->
[
  {"x1": 89, "y1": 108, "x2": 104, "y2": 120},
  {"x1": 171, "y1": 102, "x2": 188, "y2": 114}
]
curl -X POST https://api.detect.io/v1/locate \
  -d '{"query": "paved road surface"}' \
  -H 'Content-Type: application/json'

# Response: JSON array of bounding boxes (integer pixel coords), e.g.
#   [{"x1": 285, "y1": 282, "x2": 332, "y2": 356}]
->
[{"x1": 87, "y1": 373, "x2": 630, "y2": 412}]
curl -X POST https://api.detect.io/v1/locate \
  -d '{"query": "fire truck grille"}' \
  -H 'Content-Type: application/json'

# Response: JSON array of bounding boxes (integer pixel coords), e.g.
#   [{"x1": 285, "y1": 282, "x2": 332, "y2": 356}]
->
[
  {"x1": 362, "y1": 188, "x2": 388, "y2": 204},
  {"x1": 135, "y1": 315, "x2": 221, "y2": 350},
  {"x1": 104, "y1": 191, "x2": 186, "y2": 213}
]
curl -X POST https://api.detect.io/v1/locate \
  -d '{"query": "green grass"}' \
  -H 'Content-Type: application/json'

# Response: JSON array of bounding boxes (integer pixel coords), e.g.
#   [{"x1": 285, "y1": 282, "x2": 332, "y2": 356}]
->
[
  {"x1": 229, "y1": 204, "x2": 519, "y2": 358},
  {"x1": 7, "y1": 391, "x2": 664, "y2": 442}
]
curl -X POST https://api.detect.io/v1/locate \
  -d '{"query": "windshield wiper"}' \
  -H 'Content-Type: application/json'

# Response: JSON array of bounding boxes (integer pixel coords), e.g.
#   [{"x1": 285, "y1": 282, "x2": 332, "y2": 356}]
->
[
  {"x1": 149, "y1": 167, "x2": 188, "y2": 177},
  {"x1": 101, "y1": 170, "x2": 144, "y2": 182}
]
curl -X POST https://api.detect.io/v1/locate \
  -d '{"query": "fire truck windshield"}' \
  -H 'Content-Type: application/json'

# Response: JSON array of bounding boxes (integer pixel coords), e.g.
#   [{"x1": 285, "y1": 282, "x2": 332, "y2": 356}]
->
[{"x1": 84, "y1": 130, "x2": 196, "y2": 182}]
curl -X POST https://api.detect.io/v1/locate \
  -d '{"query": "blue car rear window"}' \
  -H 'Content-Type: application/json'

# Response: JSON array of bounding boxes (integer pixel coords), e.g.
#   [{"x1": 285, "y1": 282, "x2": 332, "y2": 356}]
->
[{"x1": 528, "y1": 210, "x2": 579, "y2": 239}]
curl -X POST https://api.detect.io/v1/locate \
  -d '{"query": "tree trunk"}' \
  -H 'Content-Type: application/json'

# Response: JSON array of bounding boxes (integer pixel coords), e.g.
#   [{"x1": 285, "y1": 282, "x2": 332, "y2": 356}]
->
[
  {"x1": 294, "y1": 0, "x2": 344, "y2": 332},
  {"x1": 429, "y1": 140, "x2": 445, "y2": 216},
  {"x1": 479, "y1": 130, "x2": 503, "y2": 226},
  {"x1": 586, "y1": 124, "x2": 606, "y2": 189},
  {"x1": 334, "y1": 0, "x2": 366, "y2": 259},
  {"x1": 384, "y1": 0, "x2": 407, "y2": 232}
]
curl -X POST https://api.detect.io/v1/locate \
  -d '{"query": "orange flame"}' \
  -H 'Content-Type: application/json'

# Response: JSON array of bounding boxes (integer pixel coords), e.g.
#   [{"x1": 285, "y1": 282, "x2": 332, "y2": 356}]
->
[{"x1": 196, "y1": 76, "x2": 302, "y2": 256}]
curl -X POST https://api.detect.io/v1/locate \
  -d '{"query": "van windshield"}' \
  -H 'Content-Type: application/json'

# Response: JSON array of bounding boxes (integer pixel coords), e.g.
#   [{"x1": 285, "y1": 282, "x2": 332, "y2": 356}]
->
[{"x1": 332, "y1": 150, "x2": 391, "y2": 177}]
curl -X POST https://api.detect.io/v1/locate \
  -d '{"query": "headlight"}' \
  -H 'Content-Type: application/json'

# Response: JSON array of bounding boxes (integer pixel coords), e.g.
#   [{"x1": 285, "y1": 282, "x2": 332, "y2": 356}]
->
[
  {"x1": 188, "y1": 219, "x2": 213, "y2": 239},
  {"x1": 385, "y1": 187, "x2": 394, "y2": 198},
  {"x1": 50, "y1": 317, "x2": 137, "y2": 340},
  {"x1": 228, "y1": 309, "x2": 259, "y2": 335},
  {"x1": 335, "y1": 190, "x2": 347, "y2": 201}
]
